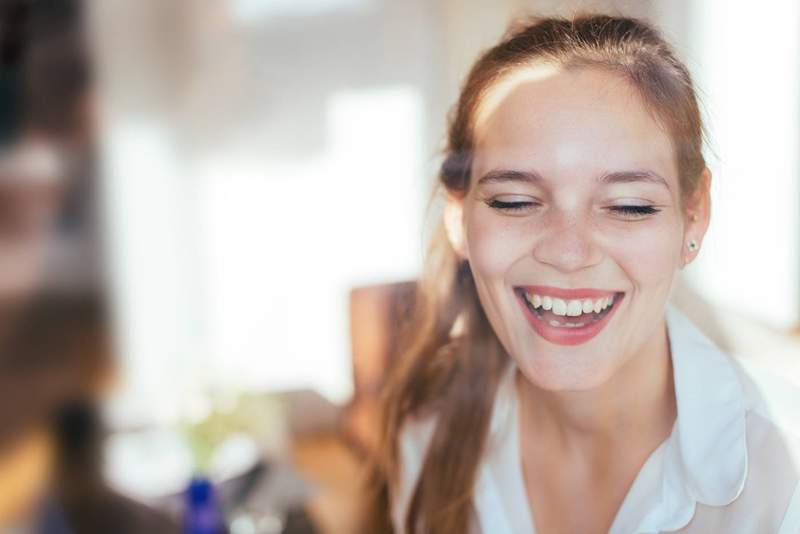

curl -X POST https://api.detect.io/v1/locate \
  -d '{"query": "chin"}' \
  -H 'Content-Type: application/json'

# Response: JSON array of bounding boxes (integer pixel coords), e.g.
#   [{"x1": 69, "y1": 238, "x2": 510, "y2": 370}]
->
[{"x1": 515, "y1": 352, "x2": 616, "y2": 392}]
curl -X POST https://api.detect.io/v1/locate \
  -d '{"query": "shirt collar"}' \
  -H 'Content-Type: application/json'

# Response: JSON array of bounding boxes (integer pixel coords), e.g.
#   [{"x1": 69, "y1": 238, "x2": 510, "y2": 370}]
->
[
  {"x1": 634, "y1": 302, "x2": 749, "y2": 533},
  {"x1": 663, "y1": 301, "x2": 748, "y2": 505}
]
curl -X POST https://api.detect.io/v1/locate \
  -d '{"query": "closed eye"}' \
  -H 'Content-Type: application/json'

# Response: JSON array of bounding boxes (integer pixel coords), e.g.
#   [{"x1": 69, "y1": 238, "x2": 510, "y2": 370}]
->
[
  {"x1": 486, "y1": 199, "x2": 538, "y2": 213},
  {"x1": 486, "y1": 199, "x2": 661, "y2": 219},
  {"x1": 609, "y1": 205, "x2": 661, "y2": 218}
]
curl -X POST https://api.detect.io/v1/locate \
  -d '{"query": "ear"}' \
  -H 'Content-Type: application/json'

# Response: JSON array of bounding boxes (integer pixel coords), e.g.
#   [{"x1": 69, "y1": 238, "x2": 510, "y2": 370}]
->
[
  {"x1": 443, "y1": 193, "x2": 468, "y2": 260},
  {"x1": 682, "y1": 167, "x2": 712, "y2": 268}
]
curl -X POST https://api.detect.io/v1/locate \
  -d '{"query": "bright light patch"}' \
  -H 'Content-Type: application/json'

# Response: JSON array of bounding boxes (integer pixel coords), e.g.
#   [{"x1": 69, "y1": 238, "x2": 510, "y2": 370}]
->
[
  {"x1": 231, "y1": 0, "x2": 369, "y2": 23},
  {"x1": 199, "y1": 86, "x2": 424, "y2": 402}
]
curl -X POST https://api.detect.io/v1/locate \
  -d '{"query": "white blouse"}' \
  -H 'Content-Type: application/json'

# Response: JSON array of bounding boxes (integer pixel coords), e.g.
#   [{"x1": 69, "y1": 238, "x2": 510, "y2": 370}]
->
[{"x1": 390, "y1": 303, "x2": 800, "y2": 533}]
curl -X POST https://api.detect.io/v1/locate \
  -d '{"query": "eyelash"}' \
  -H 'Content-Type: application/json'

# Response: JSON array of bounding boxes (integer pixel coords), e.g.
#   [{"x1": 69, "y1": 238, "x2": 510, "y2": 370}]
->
[
  {"x1": 610, "y1": 205, "x2": 661, "y2": 217},
  {"x1": 487, "y1": 200, "x2": 536, "y2": 213},
  {"x1": 486, "y1": 200, "x2": 661, "y2": 218}
]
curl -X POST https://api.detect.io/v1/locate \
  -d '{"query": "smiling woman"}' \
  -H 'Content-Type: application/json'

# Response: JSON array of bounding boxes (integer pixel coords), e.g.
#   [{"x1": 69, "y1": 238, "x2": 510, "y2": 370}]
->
[
  {"x1": 362, "y1": 13, "x2": 800, "y2": 534},
  {"x1": 455, "y1": 61, "x2": 693, "y2": 392}
]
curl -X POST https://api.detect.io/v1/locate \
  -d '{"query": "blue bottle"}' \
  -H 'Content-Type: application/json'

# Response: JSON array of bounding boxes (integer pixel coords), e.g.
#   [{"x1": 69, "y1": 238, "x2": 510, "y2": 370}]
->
[{"x1": 184, "y1": 475, "x2": 226, "y2": 534}]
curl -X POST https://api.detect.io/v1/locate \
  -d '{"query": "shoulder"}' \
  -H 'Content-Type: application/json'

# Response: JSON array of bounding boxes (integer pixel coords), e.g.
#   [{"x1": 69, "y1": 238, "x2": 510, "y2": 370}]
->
[
  {"x1": 733, "y1": 354, "x2": 800, "y2": 450},
  {"x1": 666, "y1": 300, "x2": 800, "y2": 529},
  {"x1": 730, "y1": 355, "x2": 800, "y2": 529},
  {"x1": 668, "y1": 300, "x2": 800, "y2": 449}
]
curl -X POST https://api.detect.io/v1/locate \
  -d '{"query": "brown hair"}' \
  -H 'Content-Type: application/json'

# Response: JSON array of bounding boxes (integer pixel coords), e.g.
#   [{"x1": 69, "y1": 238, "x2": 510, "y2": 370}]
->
[{"x1": 363, "y1": 13, "x2": 707, "y2": 534}]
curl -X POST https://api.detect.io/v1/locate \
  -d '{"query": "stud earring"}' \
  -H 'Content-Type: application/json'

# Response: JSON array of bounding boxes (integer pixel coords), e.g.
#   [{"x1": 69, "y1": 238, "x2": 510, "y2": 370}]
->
[
  {"x1": 687, "y1": 239, "x2": 698, "y2": 251},
  {"x1": 690, "y1": 214, "x2": 698, "y2": 222}
]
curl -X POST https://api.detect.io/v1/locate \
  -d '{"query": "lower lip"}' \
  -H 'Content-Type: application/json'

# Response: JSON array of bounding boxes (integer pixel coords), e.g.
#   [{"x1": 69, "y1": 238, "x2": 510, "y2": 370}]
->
[{"x1": 515, "y1": 290, "x2": 624, "y2": 346}]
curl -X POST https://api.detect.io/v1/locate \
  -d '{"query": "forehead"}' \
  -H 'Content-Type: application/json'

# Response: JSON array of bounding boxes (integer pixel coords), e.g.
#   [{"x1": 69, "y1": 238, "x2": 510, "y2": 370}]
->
[{"x1": 472, "y1": 64, "x2": 678, "y2": 194}]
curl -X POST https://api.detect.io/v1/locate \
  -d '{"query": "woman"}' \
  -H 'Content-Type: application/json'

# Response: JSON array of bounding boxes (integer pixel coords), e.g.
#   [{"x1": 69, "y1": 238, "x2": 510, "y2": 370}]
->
[{"x1": 364, "y1": 13, "x2": 800, "y2": 534}]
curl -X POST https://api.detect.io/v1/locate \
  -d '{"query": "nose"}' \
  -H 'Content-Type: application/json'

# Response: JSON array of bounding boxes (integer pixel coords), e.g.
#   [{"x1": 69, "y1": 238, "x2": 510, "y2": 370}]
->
[{"x1": 532, "y1": 212, "x2": 602, "y2": 273}]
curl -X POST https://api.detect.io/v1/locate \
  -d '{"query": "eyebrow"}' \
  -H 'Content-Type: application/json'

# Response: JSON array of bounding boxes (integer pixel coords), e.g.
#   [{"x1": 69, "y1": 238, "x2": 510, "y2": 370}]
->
[
  {"x1": 477, "y1": 169, "x2": 544, "y2": 186},
  {"x1": 476, "y1": 169, "x2": 671, "y2": 191},
  {"x1": 599, "y1": 170, "x2": 671, "y2": 191}
]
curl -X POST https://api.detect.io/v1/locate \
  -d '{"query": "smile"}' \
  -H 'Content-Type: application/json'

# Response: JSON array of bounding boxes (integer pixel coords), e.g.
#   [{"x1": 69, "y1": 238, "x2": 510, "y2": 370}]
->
[{"x1": 513, "y1": 285, "x2": 625, "y2": 346}]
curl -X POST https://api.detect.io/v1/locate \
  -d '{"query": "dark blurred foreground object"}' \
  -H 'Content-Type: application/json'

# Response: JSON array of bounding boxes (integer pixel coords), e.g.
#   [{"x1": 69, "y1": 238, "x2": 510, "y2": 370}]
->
[
  {"x1": 0, "y1": 296, "x2": 181, "y2": 534},
  {"x1": 0, "y1": 0, "x2": 104, "y2": 298},
  {"x1": 0, "y1": 0, "x2": 92, "y2": 142},
  {"x1": 55, "y1": 402, "x2": 180, "y2": 534},
  {"x1": 0, "y1": 1, "x2": 179, "y2": 532}
]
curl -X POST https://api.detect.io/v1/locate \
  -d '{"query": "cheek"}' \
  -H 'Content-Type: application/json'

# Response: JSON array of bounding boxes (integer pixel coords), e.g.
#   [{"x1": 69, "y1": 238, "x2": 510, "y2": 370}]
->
[
  {"x1": 605, "y1": 221, "x2": 682, "y2": 283},
  {"x1": 465, "y1": 215, "x2": 531, "y2": 277}
]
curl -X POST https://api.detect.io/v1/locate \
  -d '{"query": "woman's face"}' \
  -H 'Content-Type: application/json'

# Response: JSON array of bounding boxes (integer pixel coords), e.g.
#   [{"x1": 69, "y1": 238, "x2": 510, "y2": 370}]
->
[{"x1": 446, "y1": 65, "x2": 709, "y2": 391}]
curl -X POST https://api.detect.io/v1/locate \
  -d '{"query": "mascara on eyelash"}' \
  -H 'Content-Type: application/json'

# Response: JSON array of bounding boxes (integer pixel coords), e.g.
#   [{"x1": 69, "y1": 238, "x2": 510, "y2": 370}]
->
[
  {"x1": 612, "y1": 205, "x2": 660, "y2": 214},
  {"x1": 487, "y1": 200, "x2": 661, "y2": 216},
  {"x1": 486, "y1": 199, "x2": 534, "y2": 209}
]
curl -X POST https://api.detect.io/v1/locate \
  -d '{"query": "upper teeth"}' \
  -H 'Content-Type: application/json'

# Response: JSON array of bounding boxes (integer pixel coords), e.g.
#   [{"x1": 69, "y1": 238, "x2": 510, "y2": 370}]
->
[{"x1": 526, "y1": 293, "x2": 615, "y2": 317}]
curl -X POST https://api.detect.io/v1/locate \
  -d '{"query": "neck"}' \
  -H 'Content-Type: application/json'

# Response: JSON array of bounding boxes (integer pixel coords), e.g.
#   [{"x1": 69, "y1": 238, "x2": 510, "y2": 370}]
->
[{"x1": 517, "y1": 318, "x2": 676, "y2": 458}]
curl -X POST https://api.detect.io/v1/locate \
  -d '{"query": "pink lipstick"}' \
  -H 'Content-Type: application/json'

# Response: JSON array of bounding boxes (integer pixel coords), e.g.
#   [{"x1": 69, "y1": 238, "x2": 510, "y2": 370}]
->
[{"x1": 514, "y1": 286, "x2": 625, "y2": 346}]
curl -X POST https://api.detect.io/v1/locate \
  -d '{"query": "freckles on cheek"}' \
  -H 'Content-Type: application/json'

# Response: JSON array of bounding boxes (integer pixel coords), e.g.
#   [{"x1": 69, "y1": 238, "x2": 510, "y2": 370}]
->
[
  {"x1": 612, "y1": 227, "x2": 679, "y2": 282},
  {"x1": 466, "y1": 219, "x2": 528, "y2": 276}
]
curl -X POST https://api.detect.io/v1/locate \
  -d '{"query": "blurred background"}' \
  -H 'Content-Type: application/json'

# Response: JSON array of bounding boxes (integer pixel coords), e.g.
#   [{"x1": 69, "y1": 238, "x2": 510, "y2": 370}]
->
[{"x1": 1, "y1": 0, "x2": 798, "y2": 533}]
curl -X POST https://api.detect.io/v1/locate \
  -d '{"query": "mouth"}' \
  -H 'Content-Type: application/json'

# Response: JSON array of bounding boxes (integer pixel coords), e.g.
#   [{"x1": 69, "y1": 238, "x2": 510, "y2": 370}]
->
[{"x1": 513, "y1": 286, "x2": 625, "y2": 346}]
